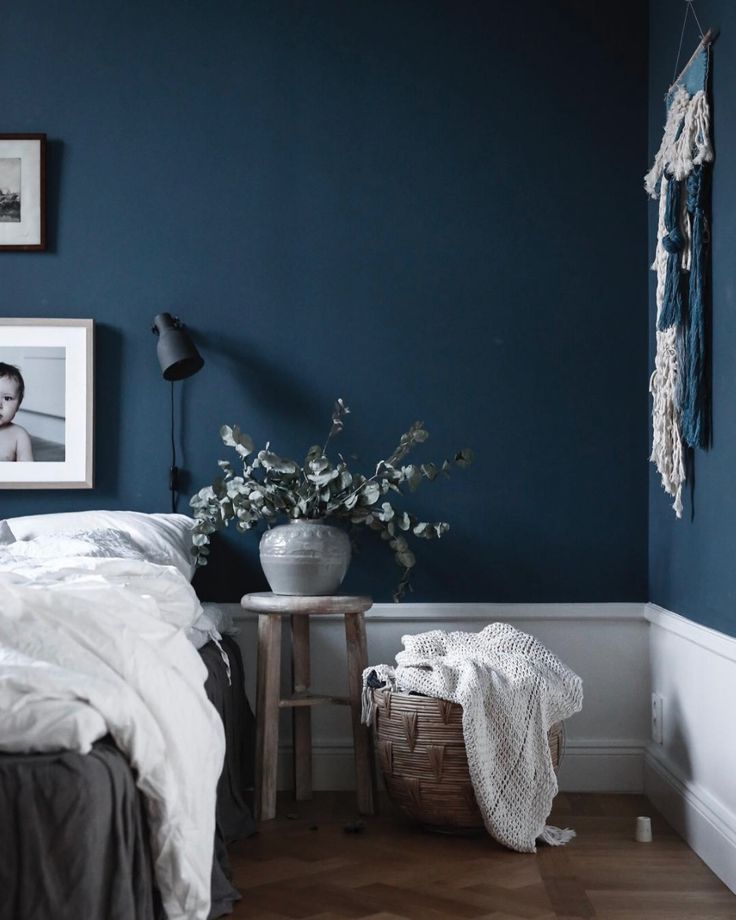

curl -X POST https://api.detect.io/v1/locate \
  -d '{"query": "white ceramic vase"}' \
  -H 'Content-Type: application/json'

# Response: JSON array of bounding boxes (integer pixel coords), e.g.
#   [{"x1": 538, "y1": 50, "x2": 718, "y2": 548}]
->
[{"x1": 259, "y1": 519, "x2": 351, "y2": 596}]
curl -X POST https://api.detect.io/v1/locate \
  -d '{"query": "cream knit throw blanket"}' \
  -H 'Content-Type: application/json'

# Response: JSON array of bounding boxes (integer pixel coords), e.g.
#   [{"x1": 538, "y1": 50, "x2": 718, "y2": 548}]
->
[{"x1": 362, "y1": 623, "x2": 583, "y2": 853}]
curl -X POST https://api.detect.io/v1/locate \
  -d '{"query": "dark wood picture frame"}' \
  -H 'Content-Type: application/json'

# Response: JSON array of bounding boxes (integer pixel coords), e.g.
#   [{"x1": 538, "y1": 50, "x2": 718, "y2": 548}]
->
[{"x1": 0, "y1": 134, "x2": 46, "y2": 251}]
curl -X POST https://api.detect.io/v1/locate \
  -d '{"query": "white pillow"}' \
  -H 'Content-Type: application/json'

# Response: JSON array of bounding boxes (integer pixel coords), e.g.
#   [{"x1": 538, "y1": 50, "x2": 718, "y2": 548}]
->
[
  {"x1": 0, "y1": 520, "x2": 15, "y2": 545},
  {"x1": 0, "y1": 529, "x2": 153, "y2": 564},
  {"x1": 4, "y1": 511, "x2": 195, "y2": 580}
]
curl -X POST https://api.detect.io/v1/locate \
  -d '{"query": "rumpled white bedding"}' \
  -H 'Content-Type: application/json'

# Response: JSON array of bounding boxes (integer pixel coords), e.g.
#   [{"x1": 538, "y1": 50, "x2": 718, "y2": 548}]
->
[{"x1": 0, "y1": 541, "x2": 225, "y2": 920}]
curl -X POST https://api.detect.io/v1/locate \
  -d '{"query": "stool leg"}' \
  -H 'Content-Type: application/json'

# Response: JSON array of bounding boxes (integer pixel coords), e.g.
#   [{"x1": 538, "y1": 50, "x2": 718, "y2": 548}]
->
[
  {"x1": 255, "y1": 612, "x2": 282, "y2": 821},
  {"x1": 291, "y1": 614, "x2": 312, "y2": 801},
  {"x1": 344, "y1": 611, "x2": 376, "y2": 815}
]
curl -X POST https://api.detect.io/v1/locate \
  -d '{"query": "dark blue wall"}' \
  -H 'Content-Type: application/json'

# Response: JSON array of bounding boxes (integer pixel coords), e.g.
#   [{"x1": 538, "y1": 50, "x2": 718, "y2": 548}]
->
[
  {"x1": 649, "y1": 1, "x2": 736, "y2": 637},
  {"x1": 0, "y1": 1, "x2": 648, "y2": 603}
]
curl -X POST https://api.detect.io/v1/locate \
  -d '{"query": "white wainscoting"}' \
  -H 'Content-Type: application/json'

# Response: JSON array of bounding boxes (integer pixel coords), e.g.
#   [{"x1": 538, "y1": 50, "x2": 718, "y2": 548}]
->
[
  {"x1": 644, "y1": 604, "x2": 736, "y2": 895},
  {"x1": 223, "y1": 602, "x2": 650, "y2": 795}
]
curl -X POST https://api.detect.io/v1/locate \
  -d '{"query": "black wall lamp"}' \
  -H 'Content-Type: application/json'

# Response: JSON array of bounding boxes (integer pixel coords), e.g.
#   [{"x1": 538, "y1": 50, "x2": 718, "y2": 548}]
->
[{"x1": 151, "y1": 313, "x2": 205, "y2": 512}]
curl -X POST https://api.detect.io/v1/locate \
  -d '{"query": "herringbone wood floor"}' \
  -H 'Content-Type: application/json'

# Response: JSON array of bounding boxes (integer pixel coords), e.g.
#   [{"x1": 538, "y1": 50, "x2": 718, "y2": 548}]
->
[{"x1": 228, "y1": 793, "x2": 735, "y2": 919}]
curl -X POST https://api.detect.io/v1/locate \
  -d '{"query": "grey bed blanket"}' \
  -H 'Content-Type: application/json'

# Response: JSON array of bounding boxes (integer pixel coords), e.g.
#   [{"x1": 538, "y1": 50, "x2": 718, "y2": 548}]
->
[
  {"x1": 0, "y1": 740, "x2": 158, "y2": 920},
  {"x1": 203, "y1": 635, "x2": 257, "y2": 917},
  {"x1": 0, "y1": 635, "x2": 255, "y2": 920}
]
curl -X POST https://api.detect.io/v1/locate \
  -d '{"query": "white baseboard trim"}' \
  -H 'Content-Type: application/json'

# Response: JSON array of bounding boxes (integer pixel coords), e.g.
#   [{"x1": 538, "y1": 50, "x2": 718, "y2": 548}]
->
[
  {"x1": 558, "y1": 739, "x2": 645, "y2": 793},
  {"x1": 224, "y1": 600, "x2": 650, "y2": 797},
  {"x1": 276, "y1": 743, "x2": 357, "y2": 792},
  {"x1": 645, "y1": 603, "x2": 736, "y2": 662},
  {"x1": 645, "y1": 603, "x2": 736, "y2": 894},
  {"x1": 645, "y1": 744, "x2": 736, "y2": 895},
  {"x1": 230, "y1": 601, "x2": 644, "y2": 624},
  {"x1": 274, "y1": 738, "x2": 645, "y2": 795}
]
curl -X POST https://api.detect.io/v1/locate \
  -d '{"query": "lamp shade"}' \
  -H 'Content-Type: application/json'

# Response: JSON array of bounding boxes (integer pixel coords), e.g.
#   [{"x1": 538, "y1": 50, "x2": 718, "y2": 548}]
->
[{"x1": 151, "y1": 313, "x2": 204, "y2": 381}]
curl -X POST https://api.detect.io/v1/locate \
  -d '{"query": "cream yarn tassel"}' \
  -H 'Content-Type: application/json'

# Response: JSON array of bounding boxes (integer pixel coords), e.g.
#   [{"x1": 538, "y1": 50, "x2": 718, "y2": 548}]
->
[
  {"x1": 644, "y1": 88, "x2": 713, "y2": 198},
  {"x1": 672, "y1": 90, "x2": 713, "y2": 180},
  {"x1": 644, "y1": 87, "x2": 690, "y2": 198},
  {"x1": 650, "y1": 176, "x2": 686, "y2": 517}
]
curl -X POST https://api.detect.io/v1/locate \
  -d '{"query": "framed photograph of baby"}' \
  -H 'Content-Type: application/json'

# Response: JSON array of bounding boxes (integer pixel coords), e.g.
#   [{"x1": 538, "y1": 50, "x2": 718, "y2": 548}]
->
[
  {"x1": 0, "y1": 319, "x2": 93, "y2": 488},
  {"x1": 0, "y1": 134, "x2": 46, "y2": 251}
]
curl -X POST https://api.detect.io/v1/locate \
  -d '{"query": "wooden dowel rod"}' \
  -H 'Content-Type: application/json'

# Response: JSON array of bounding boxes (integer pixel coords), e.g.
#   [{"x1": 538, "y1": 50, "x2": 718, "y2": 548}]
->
[{"x1": 671, "y1": 26, "x2": 719, "y2": 89}]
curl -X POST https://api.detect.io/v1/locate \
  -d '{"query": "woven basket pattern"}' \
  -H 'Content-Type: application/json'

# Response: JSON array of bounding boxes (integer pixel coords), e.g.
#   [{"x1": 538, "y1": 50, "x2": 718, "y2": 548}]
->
[{"x1": 373, "y1": 688, "x2": 563, "y2": 832}]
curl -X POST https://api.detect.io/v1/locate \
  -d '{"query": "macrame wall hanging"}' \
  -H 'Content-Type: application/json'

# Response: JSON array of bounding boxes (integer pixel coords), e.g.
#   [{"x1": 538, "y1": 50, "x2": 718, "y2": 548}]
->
[{"x1": 645, "y1": 3, "x2": 716, "y2": 517}]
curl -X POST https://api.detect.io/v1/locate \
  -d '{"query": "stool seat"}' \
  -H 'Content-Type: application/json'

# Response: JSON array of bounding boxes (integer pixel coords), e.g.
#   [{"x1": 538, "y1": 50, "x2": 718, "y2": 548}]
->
[
  {"x1": 242, "y1": 592, "x2": 372, "y2": 615},
  {"x1": 241, "y1": 592, "x2": 376, "y2": 821}
]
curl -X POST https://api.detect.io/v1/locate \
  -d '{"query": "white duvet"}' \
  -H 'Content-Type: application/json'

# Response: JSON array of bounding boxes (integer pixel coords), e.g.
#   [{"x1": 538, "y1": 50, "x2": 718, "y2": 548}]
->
[{"x1": 0, "y1": 541, "x2": 225, "y2": 920}]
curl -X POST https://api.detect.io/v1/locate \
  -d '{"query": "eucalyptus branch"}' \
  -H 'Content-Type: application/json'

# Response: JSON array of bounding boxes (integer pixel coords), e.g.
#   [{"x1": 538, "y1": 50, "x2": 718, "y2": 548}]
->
[
  {"x1": 190, "y1": 401, "x2": 472, "y2": 601},
  {"x1": 321, "y1": 397, "x2": 350, "y2": 455}
]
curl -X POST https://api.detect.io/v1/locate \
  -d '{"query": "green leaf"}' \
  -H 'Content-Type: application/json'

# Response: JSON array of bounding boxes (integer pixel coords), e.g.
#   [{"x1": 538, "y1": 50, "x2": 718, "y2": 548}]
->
[
  {"x1": 421, "y1": 462, "x2": 440, "y2": 482},
  {"x1": 377, "y1": 501, "x2": 395, "y2": 522},
  {"x1": 258, "y1": 450, "x2": 298, "y2": 475},
  {"x1": 308, "y1": 468, "x2": 339, "y2": 487},
  {"x1": 332, "y1": 398, "x2": 350, "y2": 424},
  {"x1": 220, "y1": 425, "x2": 255, "y2": 458},
  {"x1": 402, "y1": 464, "x2": 423, "y2": 491},
  {"x1": 454, "y1": 448, "x2": 474, "y2": 468},
  {"x1": 308, "y1": 457, "x2": 331, "y2": 474},
  {"x1": 360, "y1": 482, "x2": 381, "y2": 505}
]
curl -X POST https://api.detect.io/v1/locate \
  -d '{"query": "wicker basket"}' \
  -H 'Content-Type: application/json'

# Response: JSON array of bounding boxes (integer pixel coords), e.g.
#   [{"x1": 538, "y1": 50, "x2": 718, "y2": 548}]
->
[{"x1": 372, "y1": 688, "x2": 563, "y2": 833}]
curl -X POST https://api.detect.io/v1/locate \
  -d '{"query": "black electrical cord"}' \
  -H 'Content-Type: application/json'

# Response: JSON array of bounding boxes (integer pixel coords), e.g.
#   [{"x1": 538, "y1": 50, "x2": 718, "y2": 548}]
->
[{"x1": 169, "y1": 380, "x2": 179, "y2": 513}]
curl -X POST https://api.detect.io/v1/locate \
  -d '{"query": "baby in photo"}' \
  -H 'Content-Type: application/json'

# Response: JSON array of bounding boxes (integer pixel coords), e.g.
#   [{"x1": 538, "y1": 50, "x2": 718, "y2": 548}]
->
[{"x1": 0, "y1": 363, "x2": 33, "y2": 461}]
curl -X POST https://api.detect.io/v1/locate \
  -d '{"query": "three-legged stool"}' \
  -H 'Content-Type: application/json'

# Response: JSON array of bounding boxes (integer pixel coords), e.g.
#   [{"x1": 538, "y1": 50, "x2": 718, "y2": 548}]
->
[{"x1": 240, "y1": 592, "x2": 376, "y2": 821}]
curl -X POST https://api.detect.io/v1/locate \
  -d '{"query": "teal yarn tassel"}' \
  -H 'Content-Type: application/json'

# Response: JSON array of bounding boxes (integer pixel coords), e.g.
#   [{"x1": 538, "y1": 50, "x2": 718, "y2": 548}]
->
[
  {"x1": 682, "y1": 166, "x2": 708, "y2": 448},
  {"x1": 658, "y1": 175, "x2": 685, "y2": 331}
]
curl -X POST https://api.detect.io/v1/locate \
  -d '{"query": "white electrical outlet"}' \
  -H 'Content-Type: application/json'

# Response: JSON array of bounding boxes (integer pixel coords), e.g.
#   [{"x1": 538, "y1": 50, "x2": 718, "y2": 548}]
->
[{"x1": 651, "y1": 693, "x2": 664, "y2": 745}]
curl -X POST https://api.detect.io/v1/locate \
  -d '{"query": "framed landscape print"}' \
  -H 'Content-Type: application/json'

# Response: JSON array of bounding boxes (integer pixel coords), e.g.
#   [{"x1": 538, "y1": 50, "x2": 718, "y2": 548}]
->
[
  {"x1": 0, "y1": 134, "x2": 46, "y2": 251},
  {"x1": 0, "y1": 319, "x2": 93, "y2": 488}
]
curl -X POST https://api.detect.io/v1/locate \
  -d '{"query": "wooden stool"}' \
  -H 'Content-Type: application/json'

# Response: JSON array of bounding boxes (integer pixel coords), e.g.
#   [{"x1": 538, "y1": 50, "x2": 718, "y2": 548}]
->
[{"x1": 240, "y1": 592, "x2": 376, "y2": 821}]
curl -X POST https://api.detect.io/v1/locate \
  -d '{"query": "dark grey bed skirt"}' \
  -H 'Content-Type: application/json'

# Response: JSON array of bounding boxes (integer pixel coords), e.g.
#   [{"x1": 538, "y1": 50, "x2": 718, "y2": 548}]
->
[
  {"x1": 0, "y1": 635, "x2": 255, "y2": 920},
  {"x1": 204, "y1": 635, "x2": 257, "y2": 917},
  {"x1": 0, "y1": 740, "x2": 159, "y2": 920}
]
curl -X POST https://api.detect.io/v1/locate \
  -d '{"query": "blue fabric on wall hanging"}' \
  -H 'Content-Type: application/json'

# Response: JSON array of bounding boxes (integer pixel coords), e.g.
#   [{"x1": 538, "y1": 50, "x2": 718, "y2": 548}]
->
[
  {"x1": 646, "y1": 41, "x2": 713, "y2": 517},
  {"x1": 658, "y1": 174, "x2": 685, "y2": 332},
  {"x1": 681, "y1": 165, "x2": 708, "y2": 448},
  {"x1": 676, "y1": 48, "x2": 710, "y2": 451}
]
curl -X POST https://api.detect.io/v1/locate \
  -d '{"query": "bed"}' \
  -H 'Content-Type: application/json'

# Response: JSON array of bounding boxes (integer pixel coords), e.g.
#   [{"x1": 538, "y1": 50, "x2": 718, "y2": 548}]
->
[{"x1": 0, "y1": 511, "x2": 255, "y2": 920}]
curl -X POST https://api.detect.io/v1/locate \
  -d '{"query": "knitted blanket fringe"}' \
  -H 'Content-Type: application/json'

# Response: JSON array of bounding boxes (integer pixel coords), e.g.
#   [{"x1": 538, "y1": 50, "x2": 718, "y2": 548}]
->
[{"x1": 362, "y1": 623, "x2": 583, "y2": 853}]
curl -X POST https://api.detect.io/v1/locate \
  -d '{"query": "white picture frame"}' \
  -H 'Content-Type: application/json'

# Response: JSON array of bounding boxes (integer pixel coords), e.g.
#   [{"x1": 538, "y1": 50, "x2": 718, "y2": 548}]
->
[{"x1": 0, "y1": 319, "x2": 93, "y2": 488}]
